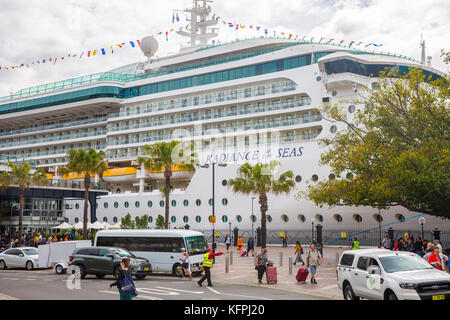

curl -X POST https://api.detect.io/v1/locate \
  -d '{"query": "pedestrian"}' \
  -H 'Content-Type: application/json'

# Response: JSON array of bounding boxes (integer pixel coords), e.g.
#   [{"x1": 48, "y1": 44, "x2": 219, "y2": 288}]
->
[
  {"x1": 381, "y1": 234, "x2": 392, "y2": 250},
  {"x1": 255, "y1": 248, "x2": 270, "y2": 284},
  {"x1": 405, "y1": 237, "x2": 414, "y2": 252},
  {"x1": 352, "y1": 237, "x2": 360, "y2": 250},
  {"x1": 282, "y1": 234, "x2": 287, "y2": 248},
  {"x1": 247, "y1": 237, "x2": 255, "y2": 257},
  {"x1": 237, "y1": 236, "x2": 243, "y2": 252},
  {"x1": 306, "y1": 243, "x2": 322, "y2": 284},
  {"x1": 109, "y1": 257, "x2": 137, "y2": 300},
  {"x1": 414, "y1": 236, "x2": 424, "y2": 256},
  {"x1": 293, "y1": 241, "x2": 305, "y2": 266},
  {"x1": 197, "y1": 248, "x2": 224, "y2": 287},
  {"x1": 434, "y1": 240, "x2": 443, "y2": 252},
  {"x1": 177, "y1": 248, "x2": 192, "y2": 280},
  {"x1": 427, "y1": 247, "x2": 447, "y2": 271},
  {"x1": 225, "y1": 234, "x2": 231, "y2": 251}
]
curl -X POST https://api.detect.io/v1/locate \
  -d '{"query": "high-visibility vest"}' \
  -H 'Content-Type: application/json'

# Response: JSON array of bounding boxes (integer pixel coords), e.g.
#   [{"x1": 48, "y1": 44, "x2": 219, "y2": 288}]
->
[
  {"x1": 202, "y1": 252, "x2": 213, "y2": 268},
  {"x1": 352, "y1": 241, "x2": 360, "y2": 250}
]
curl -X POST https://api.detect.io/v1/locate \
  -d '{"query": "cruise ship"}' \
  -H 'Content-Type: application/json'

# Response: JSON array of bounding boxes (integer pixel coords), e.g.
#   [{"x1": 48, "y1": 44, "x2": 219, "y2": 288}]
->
[{"x1": 1, "y1": 1, "x2": 448, "y2": 244}]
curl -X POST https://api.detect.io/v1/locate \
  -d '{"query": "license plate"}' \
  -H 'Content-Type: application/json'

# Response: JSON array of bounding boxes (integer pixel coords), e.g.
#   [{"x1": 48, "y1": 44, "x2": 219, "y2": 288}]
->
[
  {"x1": 432, "y1": 295, "x2": 445, "y2": 300},
  {"x1": 144, "y1": 267, "x2": 149, "y2": 271}
]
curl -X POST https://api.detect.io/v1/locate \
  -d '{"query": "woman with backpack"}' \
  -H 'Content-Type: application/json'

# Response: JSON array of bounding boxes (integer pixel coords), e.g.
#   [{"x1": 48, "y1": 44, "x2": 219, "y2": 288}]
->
[
  {"x1": 109, "y1": 257, "x2": 137, "y2": 300},
  {"x1": 293, "y1": 241, "x2": 305, "y2": 266}
]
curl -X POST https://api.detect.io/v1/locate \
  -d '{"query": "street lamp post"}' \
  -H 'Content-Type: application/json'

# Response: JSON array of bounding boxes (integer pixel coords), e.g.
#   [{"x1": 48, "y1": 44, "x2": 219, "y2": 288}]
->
[
  {"x1": 251, "y1": 197, "x2": 255, "y2": 240},
  {"x1": 311, "y1": 218, "x2": 315, "y2": 243},
  {"x1": 418, "y1": 217, "x2": 426, "y2": 239},
  {"x1": 378, "y1": 209, "x2": 382, "y2": 247}
]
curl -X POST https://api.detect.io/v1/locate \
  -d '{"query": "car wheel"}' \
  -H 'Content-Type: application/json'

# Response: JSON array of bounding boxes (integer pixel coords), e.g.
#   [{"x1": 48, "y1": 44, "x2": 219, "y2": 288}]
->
[
  {"x1": 344, "y1": 283, "x2": 359, "y2": 301},
  {"x1": 173, "y1": 263, "x2": 183, "y2": 277},
  {"x1": 77, "y1": 265, "x2": 86, "y2": 279},
  {"x1": 387, "y1": 292, "x2": 398, "y2": 300},
  {"x1": 96, "y1": 274, "x2": 106, "y2": 279},
  {"x1": 26, "y1": 261, "x2": 34, "y2": 271},
  {"x1": 55, "y1": 264, "x2": 64, "y2": 274},
  {"x1": 0, "y1": 260, "x2": 6, "y2": 270},
  {"x1": 135, "y1": 274, "x2": 146, "y2": 280},
  {"x1": 114, "y1": 266, "x2": 121, "y2": 279}
]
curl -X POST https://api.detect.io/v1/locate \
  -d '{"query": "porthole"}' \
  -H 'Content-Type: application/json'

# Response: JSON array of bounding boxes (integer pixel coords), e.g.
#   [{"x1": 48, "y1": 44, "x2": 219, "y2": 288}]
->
[
  {"x1": 222, "y1": 179, "x2": 228, "y2": 186},
  {"x1": 171, "y1": 200, "x2": 176, "y2": 207},
  {"x1": 348, "y1": 105, "x2": 356, "y2": 113},
  {"x1": 104, "y1": 202, "x2": 108, "y2": 209},
  {"x1": 312, "y1": 174, "x2": 318, "y2": 182},
  {"x1": 346, "y1": 172, "x2": 353, "y2": 180},
  {"x1": 124, "y1": 202, "x2": 129, "y2": 208},
  {"x1": 298, "y1": 214, "x2": 306, "y2": 222},
  {"x1": 250, "y1": 215, "x2": 257, "y2": 223},
  {"x1": 329, "y1": 174, "x2": 335, "y2": 180},
  {"x1": 147, "y1": 201, "x2": 153, "y2": 208},
  {"x1": 64, "y1": 218, "x2": 69, "y2": 223},
  {"x1": 236, "y1": 215, "x2": 242, "y2": 223},
  {"x1": 195, "y1": 216, "x2": 202, "y2": 223},
  {"x1": 222, "y1": 215, "x2": 228, "y2": 223},
  {"x1": 148, "y1": 216, "x2": 153, "y2": 223},
  {"x1": 267, "y1": 215, "x2": 272, "y2": 223},
  {"x1": 281, "y1": 214, "x2": 289, "y2": 223},
  {"x1": 332, "y1": 91, "x2": 337, "y2": 97},
  {"x1": 222, "y1": 198, "x2": 228, "y2": 206},
  {"x1": 395, "y1": 214, "x2": 406, "y2": 222},
  {"x1": 75, "y1": 218, "x2": 79, "y2": 223},
  {"x1": 183, "y1": 200, "x2": 189, "y2": 207},
  {"x1": 159, "y1": 200, "x2": 164, "y2": 207},
  {"x1": 196, "y1": 199, "x2": 201, "y2": 206},
  {"x1": 75, "y1": 203, "x2": 79, "y2": 209},
  {"x1": 295, "y1": 175, "x2": 302, "y2": 183},
  {"x1": 333, "y1": 214, "x2": 343, "y2": 222},
  {"x1": 209, "y1": 199, "x2": 213, "y2": 206},
  {"x1": 373, "y1": 214, "x2": 383, "y2": 223},
  {"x1": 114, "y1": 202, "x2": 119, "y2": 208},
  {"x1": 330, "y1": 125, "x2": 337, "y2": 133},
  {"x1": 65, "y1": 204, "x2": 70, "y2": 209},
  {"x1": 171, "y1": 216, "x2": 176, "y2": 223},
  {"x1": 315, "y1": 214, "x2": 324, "y2": 222},
  {"x1": 353, "y1": 214, "x2": 362, "y2": 223},
  {"x1": 135, "y1": 201, "x2": 140, "y2": 208},
  {"x1": 316, "y1": 76, "x2": 322, "y2": 82},
  {"x1": 103, "y1": 217, "x2": 108, "y2": 222},
  {"x1": 183, "y1": 216, "x2": 189, "y2": 223}
]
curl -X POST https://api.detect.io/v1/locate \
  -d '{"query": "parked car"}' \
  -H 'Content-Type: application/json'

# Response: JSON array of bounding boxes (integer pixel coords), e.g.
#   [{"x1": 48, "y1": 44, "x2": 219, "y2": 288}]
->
[
  {"x1": 0, "y1": 247, "x2": 40, "y2": 270},
  {"x1": 337, "y1": 248, "x2": 450, "y2": 300},
  {"x1": 68, "y1": 247, "x2": 152, "y2": 279}
]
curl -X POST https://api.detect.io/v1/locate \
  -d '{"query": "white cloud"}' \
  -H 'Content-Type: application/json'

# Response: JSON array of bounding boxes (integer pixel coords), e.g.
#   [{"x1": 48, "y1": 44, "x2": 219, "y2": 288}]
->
[{"x1": 0, "y1": 0, "x2": 448, "y2": 97}]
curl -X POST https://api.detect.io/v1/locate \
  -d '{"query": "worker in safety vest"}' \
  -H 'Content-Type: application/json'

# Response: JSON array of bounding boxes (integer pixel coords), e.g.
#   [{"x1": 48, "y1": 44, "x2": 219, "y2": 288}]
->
[
  {"x1": 237, "y1": 236, "x2": 244, "y2": 251},
  {"x1": 352, "y1": 237, "x2": 360, "y2": 250},
  {"x1": 197, "y1": 248, "x2": 224, "y2": 287}
]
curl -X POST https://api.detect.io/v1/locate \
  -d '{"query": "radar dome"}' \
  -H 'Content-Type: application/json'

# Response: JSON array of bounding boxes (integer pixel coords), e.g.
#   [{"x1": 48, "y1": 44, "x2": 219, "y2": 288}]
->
[{"x1": 140, "y1": 36, "x2": 159, "y2": 57}]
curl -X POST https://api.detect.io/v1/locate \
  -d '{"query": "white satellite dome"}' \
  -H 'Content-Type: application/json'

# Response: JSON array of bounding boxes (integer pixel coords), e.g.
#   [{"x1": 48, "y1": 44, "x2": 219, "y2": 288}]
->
[{"x1": 140, "y1": 36, "x2": 159, "y2": 58}]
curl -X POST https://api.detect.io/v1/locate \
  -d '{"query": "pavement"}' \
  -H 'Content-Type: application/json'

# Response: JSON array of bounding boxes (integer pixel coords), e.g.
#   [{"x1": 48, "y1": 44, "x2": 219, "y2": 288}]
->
[{"x1": 210, "y1": 244, "x2": 348, "y2": 300}]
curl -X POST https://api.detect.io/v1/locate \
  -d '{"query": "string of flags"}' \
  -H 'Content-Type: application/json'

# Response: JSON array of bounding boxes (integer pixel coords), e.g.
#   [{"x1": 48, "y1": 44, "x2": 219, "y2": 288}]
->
[{"x1": 0, "y1": 14, "x2": 384, "y2": 72}]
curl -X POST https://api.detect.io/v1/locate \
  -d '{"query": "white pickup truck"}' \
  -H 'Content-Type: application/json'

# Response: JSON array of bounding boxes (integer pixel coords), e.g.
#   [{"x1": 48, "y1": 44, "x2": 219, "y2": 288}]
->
[{"x1": 337, "y1": 249, "x2": 450, "y2": 300}]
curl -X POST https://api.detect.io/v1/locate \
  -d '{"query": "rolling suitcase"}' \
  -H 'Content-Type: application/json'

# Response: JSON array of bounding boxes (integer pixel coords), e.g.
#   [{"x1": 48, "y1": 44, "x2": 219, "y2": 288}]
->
[
  {"x1": 266, "y1": 266, "x2": 277, "y2": 284},
  {"x1": 240, "y1": 249, "x2": 247, "y2": 256},
  {"x1": 296, "y1": 267, "x2": 309, "y2": 282}
]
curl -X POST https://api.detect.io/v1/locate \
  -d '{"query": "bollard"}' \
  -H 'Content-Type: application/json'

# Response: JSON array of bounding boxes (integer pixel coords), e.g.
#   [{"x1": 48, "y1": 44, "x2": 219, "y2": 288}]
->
[
  {"x1": 279, "y1": 252, "x2": 283, "y2": 267},
  {"x1": 230, "y1": 251, "x2": 233, "y2": 265},
  {"x1": 225, "y1": 256, "x2": 229, "y2": 273},
  {"x1": 288, "y1": 257, "x2": 293, "y2": 275},
  {"x1": 335, "y1": 252, "x2": 340, "y2": 266}
]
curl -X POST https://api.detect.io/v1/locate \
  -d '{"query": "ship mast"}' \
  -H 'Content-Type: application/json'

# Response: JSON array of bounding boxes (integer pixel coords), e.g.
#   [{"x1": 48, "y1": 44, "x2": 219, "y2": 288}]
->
[{"x1": 175, "y1": 0, "x2": 219, "y2": 47}]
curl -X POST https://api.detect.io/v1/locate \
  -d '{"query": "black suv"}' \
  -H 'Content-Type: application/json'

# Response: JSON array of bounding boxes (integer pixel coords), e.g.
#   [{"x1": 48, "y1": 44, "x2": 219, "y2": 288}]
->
[{"x1": 69, "y1": 247, "x2": 152, "y2": 279}]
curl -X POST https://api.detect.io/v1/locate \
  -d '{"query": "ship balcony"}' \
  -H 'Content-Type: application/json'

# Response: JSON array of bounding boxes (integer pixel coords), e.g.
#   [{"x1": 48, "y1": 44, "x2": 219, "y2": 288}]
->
[{"x1": 324, "y1": 72, "x2": 372, "y2": 90}]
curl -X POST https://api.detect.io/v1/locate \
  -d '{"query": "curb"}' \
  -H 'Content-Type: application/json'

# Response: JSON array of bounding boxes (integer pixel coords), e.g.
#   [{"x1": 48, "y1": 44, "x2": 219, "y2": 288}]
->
[{"x1": 0, "y1": 293, "x2": 20, "y2": 300}]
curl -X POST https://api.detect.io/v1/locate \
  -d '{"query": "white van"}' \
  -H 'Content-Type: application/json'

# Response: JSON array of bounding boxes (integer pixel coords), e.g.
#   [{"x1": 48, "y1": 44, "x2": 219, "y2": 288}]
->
[{"x1": 94, "y1": 229, "x2": 207, "y2": 275}]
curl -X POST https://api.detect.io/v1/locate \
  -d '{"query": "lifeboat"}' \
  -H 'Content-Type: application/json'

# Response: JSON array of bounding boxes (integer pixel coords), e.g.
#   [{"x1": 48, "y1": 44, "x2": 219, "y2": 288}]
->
[
  {"x1": 102, "y1": 167, "x2": 139, "y2": 183},
  {"x1": 147, "y1": 164, "x2": 195, "y2": 181},
  {"x1": 62, "y1": 172, "x2": 94, "y2": 180}
]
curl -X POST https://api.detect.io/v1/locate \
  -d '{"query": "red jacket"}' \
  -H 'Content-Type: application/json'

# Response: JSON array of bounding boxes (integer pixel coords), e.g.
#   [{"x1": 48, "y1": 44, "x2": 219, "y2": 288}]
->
[{"x1": 428, "y1": 253, "x2": 443, "y2": 270}]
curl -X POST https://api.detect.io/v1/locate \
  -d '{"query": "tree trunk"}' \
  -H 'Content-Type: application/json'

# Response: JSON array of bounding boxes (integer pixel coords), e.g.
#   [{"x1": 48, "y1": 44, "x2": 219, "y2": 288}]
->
[
  {"x1": 164, "y1": 170, "x2": 172, "y2": 229},
  {"x1": 83, "y1": 173, "x2": 91, "y2": 240},
  {"x1": 259, "y1": 193, "x2": 268, "y2": 249},
  {"x1": 18, "y1": 188, "x2": 24, "y2": 247}
]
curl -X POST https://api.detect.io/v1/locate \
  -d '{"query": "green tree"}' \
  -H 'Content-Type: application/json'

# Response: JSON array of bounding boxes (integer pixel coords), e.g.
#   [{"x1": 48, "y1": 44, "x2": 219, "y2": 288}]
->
[
  {"x1": 0, "y1": 162, "x2": 47, "y2": 246},
  {"x1": 58, "y1": 148, "x2": 107, "y2": 239},
  {"x1": 135, "y1": 214, "x2": 149, "y2": 229},
  {"x1": 305, "y1": 66, "x2": 449, "y2": 218},
  {"x1": 121, "y1": 213, "x2": 135, "y2": 229},
  {"x1": 138, "y1": 141, "x2": 196, "y2": 229},
  {"x1": 155, "y1": 214, "x2": 165, "y2": 229},
  {"x1": 228, "y1": 161, "x2": 295, "y2": 248}
]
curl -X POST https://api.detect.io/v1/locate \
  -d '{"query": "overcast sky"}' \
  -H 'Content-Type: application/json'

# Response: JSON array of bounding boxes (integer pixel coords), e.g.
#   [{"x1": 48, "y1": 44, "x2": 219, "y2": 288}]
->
[{"x1": 0, "y1": 0, "x2": 448, "y2": 97}]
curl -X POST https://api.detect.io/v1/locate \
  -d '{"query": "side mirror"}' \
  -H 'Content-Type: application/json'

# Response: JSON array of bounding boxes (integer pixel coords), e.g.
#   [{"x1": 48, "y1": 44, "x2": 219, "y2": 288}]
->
[
  {"x1": 19, "y1": 253, "x2": 24, "y2": 257},
  {"x1": 367, "y1": 265, "x2": 381, "y2": 275},
  {"x1": 107, "y1": 254, "x2": 114, "y2": 259}
]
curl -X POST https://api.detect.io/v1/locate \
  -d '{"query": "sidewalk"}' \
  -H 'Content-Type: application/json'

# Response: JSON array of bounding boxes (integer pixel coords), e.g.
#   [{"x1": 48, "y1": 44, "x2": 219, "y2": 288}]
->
[{"x1": 210, "y1": 244, "x2": 349, "y2": 300}]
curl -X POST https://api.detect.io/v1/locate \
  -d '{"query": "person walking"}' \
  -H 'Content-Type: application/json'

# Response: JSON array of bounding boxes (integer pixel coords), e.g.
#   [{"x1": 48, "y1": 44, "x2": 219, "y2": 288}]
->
[
  {"x1": 178, "y1": 248, "x2": 192, "y2": 280},
  {"x1": 414, "y1": 236, "x2": 424, "y2": 256},
  {"x1": 293, "y1": 241, "x2": 305, "y2": 266},
  {"x1": 306, "y1": 243, "x2": 322, "y2": 284},
  {"x1": 352, "y1": 237, "x2": 360, "y2": 250},
  {"x1": 282, "y1": 234, "x2": 287, "y2": 248},
  {"x1": 109, "y1": 257, "x2": 137, "y2": 300},
  {"x1": 247, "y1": 237, "x2": 255, "y2": 257},
  {"x1": 225, "y1": 235, "x2": 231, "y2": 251},
  {"x1": 198, "y1": 248, "x2": 224, "y2": 287},
  {"x1": 382, "y1": 235, "x2": 392, "y2": 250},
  {"x1": 256, "y1": 248, "x2": 270, "y2": 284},
  {"x1": 427, "y1": 247, "x2": 446, "y2": 271}
]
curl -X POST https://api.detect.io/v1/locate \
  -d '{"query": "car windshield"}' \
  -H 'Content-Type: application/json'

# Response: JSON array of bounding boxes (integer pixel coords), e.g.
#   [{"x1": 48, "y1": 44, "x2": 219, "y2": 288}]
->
[
  {"x1": 111, "y1": 248, "x2": 136, "y2": 258},
  {"x1": 22, "y1": 248, "x2": 38, "y2": 255},
  {"x1": 186, "y1": 236, "x2": 208, "y2": 255},
  {"x1": 379, "y1": 255, "x2": 435, "y2": 273}
]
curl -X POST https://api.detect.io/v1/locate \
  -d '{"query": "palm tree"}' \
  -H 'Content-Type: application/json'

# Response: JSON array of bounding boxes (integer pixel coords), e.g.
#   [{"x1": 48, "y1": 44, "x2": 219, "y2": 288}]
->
[
  {"x1": 228, "y1": 161, "x2": 295, "y2": 248},
  {"x1": 0, "y1": 162, "x2": 48, "y2": 246},
  {"x1": 58, "y1": 148, "x2": 107, "y2": 240},
  {"x1": 138, "y1": 141, "x2": 196, "y2": 229}
]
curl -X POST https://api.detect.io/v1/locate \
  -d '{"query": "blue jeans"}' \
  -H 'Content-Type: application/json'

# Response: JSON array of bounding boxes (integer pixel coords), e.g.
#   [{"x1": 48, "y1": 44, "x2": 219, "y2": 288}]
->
[{"x1": 310, "y1": 265, "x2": 317, "y2": 275}]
